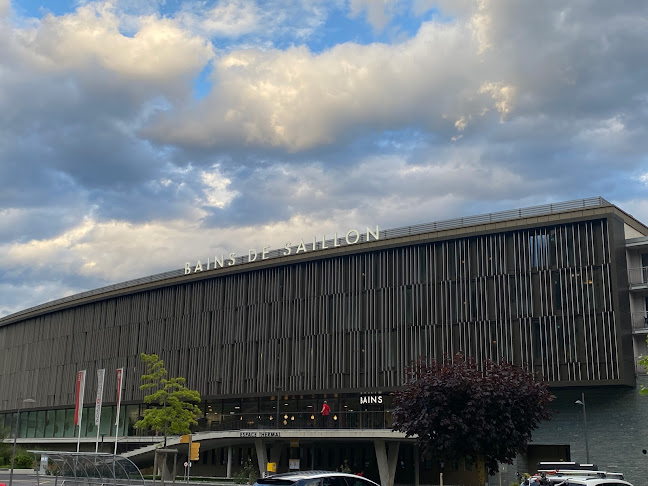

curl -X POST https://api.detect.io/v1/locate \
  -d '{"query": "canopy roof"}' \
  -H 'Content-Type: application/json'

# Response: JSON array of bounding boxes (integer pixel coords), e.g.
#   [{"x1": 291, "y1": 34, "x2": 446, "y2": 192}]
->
[{"x1": 29, "y1": 451, "x2": 145, "y2": 486}]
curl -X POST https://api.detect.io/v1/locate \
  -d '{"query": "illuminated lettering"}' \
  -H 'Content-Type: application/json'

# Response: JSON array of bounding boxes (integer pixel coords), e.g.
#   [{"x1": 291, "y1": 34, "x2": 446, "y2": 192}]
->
[
  {"x1": 346, "y1": 229, "x2": 359, "y2": 244},
  {"x1": 185, "y1": 225, "x2": 380, "y2": 273},
  {"x1": 215, "y1": 255, "x2": 224, "y2": 268}
]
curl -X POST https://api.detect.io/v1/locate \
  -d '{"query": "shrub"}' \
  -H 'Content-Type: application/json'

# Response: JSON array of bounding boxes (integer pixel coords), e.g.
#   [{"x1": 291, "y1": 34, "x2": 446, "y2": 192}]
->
[{"x1": 14, "y1": 452, "x2": 34, "y2": 469}]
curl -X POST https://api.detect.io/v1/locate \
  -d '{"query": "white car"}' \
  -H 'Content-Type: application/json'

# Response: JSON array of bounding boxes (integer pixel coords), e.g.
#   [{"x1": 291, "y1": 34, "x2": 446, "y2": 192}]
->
[
  {"x1": 253, "y1": 471, "x2": 380, "y2": 486},
  {"x1": 544, "y1": 477, "x2": 633, "y2": 486}
]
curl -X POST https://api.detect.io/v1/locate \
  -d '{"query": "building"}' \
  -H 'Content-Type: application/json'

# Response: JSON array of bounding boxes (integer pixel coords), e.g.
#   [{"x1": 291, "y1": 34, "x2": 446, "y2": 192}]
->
[{"x1": 2, "y1": 197, "x2": 648, "y2": 485}]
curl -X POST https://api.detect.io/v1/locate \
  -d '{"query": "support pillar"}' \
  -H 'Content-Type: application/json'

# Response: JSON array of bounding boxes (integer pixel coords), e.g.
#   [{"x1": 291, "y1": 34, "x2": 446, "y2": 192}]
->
[
  {"x1": 414, "y1": 445, "x2": 419, "y2": 486},
  {"x1": 227, "y1": 446, "x2": 233, "y2": 478},
  {"x1": 254, "y1": 439, "x2": 268, "y2": 476},
  {"x1": 374, "y1": 440, "x2": 399, "y2": 486}
]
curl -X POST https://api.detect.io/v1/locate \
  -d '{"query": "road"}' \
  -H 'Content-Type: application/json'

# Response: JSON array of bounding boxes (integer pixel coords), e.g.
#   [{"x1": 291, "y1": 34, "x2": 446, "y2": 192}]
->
[
  {"x1": 0, "y1": 472, "x2": 57, "y2": 486},
  {"x1": 0, "y1": 471, "x2": 236, "y2": 486}
]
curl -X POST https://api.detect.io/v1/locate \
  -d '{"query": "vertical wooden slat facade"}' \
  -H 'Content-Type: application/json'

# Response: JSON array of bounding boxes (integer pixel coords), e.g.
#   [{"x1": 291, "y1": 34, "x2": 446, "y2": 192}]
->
[{"x1": 0, "y1": 217, "x2": 632, "y2": 412}]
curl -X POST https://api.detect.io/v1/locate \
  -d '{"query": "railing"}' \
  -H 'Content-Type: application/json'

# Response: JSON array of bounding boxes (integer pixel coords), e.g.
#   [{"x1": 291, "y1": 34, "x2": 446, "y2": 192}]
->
[
  {"x1": 631, "y1": 312, "x2": 648, "y2": 330},
  {"x1": 194, "y1": 411, "x2": 392, "y2": 432},
  {"x1": 628, "y1": 267, "x2": 648, "y2": 285}
]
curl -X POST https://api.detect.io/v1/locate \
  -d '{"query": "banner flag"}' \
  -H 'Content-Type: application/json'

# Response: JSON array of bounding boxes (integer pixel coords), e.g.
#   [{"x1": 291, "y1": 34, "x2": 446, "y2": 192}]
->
[
  {"x1": 115, "y1": 368, "x2": 124, "y2": 425},
  {"x1": 74, "y1": 370, "x2": 87, "y2": 426},
  {"x1": 95, "y1": 369, "x2": 105, "y2": 426}
]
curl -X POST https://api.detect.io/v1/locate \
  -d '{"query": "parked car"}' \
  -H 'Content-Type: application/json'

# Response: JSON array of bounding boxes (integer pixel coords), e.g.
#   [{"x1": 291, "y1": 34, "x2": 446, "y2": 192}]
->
[
  {"x1": 544, "y1": 479, "x2": 633, "y2": 486},
  {"x1": 253, "y1": 471, "x2": 380, "y2": 486}
]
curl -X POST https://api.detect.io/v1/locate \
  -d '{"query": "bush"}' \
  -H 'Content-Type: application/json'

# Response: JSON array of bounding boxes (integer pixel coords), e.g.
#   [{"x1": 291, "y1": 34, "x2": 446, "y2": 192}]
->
[
  {"x1": 233, "y1": 458, "x2": 257, "y2": 485},
  {"x1": 14, "y1": 452, "x2": 34, "y2": 469}
]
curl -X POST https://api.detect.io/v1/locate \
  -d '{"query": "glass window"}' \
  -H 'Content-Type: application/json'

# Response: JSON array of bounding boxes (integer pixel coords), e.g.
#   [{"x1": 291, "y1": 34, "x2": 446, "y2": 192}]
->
[
  {"x1": 26, "y1": 411, "x2": 37, "y2": 438},
  {"x1": 85, "y1": 406, "x2": 97, "y2": 437},
  {"x1": 322, "y1": 477, "x2": 347, "y2": 486},
  {"x1": 45, "y1": 410, "x2": 56, "y2": 438},
  {"x1": 126, "y1": 405, "x2": 140, "y2": 436},
  {"x1": 18, "y1": 412, "x2": 29, "y2": 437},
  {"x1": 64, "y1": 408, "x2": 75, "y2": 437},
  {"x1": 116, "y1": 405, "x2": 126, "y2": 436},
  {"x1": 54, "y1": 409, "x2": 65, "y2": 438},
  {"x1": 99, "y1": 405, "x2": 113, "y2": 436},
  {"x1": 301, "y1": 480, "x2": 321, "y2": 486},
  {"x1": 36, "y1": 410, "x2": 46, "y2": 437},
  {"x1": 344, "y1": 478, "x2": 377, "y2": 486}
]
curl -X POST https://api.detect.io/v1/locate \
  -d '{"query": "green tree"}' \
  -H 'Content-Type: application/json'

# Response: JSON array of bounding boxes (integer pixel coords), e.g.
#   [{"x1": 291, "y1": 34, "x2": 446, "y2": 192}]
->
[
  {"x1": 391, "y1": 353, "x2": 554, "y2": 478},
  {"x1": 638, "y1": 338, "x2": 648, "y2": 394},
  {"x1": 0, "y1": 425, "x2": 12, "y2": 466},
  {"x1": 134, "y1": 353, "x2": 202, "y2": 446}
]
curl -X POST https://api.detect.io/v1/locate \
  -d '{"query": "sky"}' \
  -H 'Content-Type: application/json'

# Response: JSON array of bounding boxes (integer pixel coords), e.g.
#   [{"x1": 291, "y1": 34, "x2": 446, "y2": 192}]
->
[{"x1": 1, "y1": 0, "x2": 648, "y2": 317}]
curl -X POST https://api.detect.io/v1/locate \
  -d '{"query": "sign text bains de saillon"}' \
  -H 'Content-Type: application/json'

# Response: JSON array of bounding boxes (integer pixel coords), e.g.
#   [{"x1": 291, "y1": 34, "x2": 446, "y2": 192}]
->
[{"x1": 185, "y1": 226, "x2": 380, "y2": 275}]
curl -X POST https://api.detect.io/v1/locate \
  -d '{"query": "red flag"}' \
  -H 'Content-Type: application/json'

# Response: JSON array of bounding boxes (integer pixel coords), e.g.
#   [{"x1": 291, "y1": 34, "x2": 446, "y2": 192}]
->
[{"x1": 74, "y1": 370, "x2": 87, "y2": 426}]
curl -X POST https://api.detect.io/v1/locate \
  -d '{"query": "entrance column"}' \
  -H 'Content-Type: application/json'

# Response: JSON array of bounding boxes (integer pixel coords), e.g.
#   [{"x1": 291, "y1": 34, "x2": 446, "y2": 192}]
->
[
  {"x1": 414, "y1": 445, "x2": 419, "y2": 486},
  {"x1": 254, "y1": 439, "x2": 268, "y2": 476},
  {"x1": 227, "y1": 446, "x2": 233, "y2": 478},
  {"x1": 374, "y1": 440, "x2": 399, "y2": 486}
]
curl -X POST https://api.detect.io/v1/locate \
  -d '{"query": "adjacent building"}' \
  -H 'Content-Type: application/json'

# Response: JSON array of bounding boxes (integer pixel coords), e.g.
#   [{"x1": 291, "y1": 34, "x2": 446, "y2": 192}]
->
[{"x1": 2, "y1": 197, "x2": 648, "y2": 485}]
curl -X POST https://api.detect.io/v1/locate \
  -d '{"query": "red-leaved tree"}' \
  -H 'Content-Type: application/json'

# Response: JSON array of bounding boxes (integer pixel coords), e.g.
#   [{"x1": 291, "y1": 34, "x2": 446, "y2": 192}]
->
[{"x1": 391, "y1": 353, "x2": 554, "y2": 476}]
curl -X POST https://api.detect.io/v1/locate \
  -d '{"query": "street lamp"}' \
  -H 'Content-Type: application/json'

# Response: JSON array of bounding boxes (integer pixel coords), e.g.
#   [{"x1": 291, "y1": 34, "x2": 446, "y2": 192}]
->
[
  {"x1": 9, "y1": 398, "x2": 36, "y2": 486},
  {"x1": 575, "y1": 393, "x2": 590, "y2": 464}
]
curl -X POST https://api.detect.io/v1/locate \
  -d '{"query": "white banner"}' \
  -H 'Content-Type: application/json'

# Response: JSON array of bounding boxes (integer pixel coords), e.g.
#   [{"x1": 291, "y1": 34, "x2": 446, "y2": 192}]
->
[
  {"x1": 115, "y1": 368, "x2": 124, "y2": 425},
  {"x1": 95, "y1": 369, "x2": 105, "y2": 426}
]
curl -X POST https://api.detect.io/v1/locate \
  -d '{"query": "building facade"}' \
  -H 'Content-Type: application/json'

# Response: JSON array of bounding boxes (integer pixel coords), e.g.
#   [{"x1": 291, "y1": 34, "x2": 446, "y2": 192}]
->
[{"x1": 2, "y1": 197, "x2": 648, "y2": 485}]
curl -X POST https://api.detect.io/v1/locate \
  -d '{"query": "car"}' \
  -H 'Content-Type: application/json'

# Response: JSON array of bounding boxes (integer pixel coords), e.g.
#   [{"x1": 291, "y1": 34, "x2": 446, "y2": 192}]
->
[
  {"x1": 252, "y1": 470, "x2": 381, "y2": 486},
  {"x1": 545, "y1": 479, "x2": 633, "y2": 486}
]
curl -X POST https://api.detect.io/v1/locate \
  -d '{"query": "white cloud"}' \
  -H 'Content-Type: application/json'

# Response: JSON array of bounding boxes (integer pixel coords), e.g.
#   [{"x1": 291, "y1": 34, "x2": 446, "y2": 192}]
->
[
  {"x1": 146, "y1": 18, "x2": 510, "y2": 150},
  {"x1": 200, "y1": 165, "x2": 238, "y2": 208},
  {"x1": 349, "y1": 0, "x2": 402, "y2": 32},
  {"x1": 176, "y1": 0, "x2": 261, "y2": 37},
  {"x1": 0, "y1": 0, "x2": 9, "y2": 18},
  {"x1": 12, "y1": 2, "x2": 214, "y2": 85}
]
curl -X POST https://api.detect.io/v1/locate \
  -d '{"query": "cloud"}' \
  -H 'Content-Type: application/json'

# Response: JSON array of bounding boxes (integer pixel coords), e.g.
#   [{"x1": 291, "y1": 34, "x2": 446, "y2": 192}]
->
[
  {"x1": 176, "y1": 0, "x2": 261, "y2": 37},
  {"x1": 145, "y1": 19, "x2": 506, "y2": 151},
  {"x1": 2, "y1": 0, "x2": 648, "y2": 318}
]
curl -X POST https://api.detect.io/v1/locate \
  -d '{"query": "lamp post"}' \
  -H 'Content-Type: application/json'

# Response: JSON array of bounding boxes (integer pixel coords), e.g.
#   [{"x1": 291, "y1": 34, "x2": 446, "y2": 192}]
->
[
  {"x1": 575, "y1": 392, "x2": 590, "y2": 464},
  {"x1": 9, "y1": 398, "x2": 36, "y2": 486}
]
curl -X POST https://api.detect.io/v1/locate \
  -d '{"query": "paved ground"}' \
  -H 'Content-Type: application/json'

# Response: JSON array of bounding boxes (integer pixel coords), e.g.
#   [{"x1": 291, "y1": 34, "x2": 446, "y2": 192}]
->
[{"x1": 0, "y1": 471, "x2": 235, "y2": 486}]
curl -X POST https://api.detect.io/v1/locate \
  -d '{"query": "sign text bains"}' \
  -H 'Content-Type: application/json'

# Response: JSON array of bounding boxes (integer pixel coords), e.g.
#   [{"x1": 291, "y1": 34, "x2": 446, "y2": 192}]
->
[{"x1": 185, "y1": 226, "x2": 380, "y2": 275}]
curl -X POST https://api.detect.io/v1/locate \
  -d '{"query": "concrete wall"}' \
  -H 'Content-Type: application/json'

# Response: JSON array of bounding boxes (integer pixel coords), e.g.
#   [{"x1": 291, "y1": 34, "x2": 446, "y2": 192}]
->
[{"x1": 493, "y1": 375, "x2": 648, "y2": 486}]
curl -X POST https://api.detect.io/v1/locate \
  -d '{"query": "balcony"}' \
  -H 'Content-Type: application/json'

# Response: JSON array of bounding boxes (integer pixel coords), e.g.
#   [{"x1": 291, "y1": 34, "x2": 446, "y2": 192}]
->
[
  {"x1": 631, "y1": 312, "x2": 648, "y2": 334},
  {"x1": 628, "y1": 267, "x2": 648, "y2": 289}
]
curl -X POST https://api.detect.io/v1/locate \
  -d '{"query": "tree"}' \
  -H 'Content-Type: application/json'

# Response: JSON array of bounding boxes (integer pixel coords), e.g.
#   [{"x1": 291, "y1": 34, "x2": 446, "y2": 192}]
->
[
  {"x1": 0, "y1": 425, "x2": 12, "y2": 466},
  {"x1": 391, "y1": 353, "x2": 554, "y2": 477},
  {"x1": 134, "y1": 353, "x2": 202, "y2": 446},
  {"x1": 638, "y1": 337, "x2": 648, "y2": 395}
]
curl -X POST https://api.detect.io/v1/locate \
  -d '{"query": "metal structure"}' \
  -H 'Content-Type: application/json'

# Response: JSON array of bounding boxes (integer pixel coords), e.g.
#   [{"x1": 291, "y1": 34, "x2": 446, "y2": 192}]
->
[
  {"x1": 0, "y1": 204, "x2": 632, "y2": 413},
  {"x1": 29, "y1": 451, "x2": 145, "y2": 486},
  {"x1": 0, "y1": 196, "x2": 610, "y2": 324}
]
